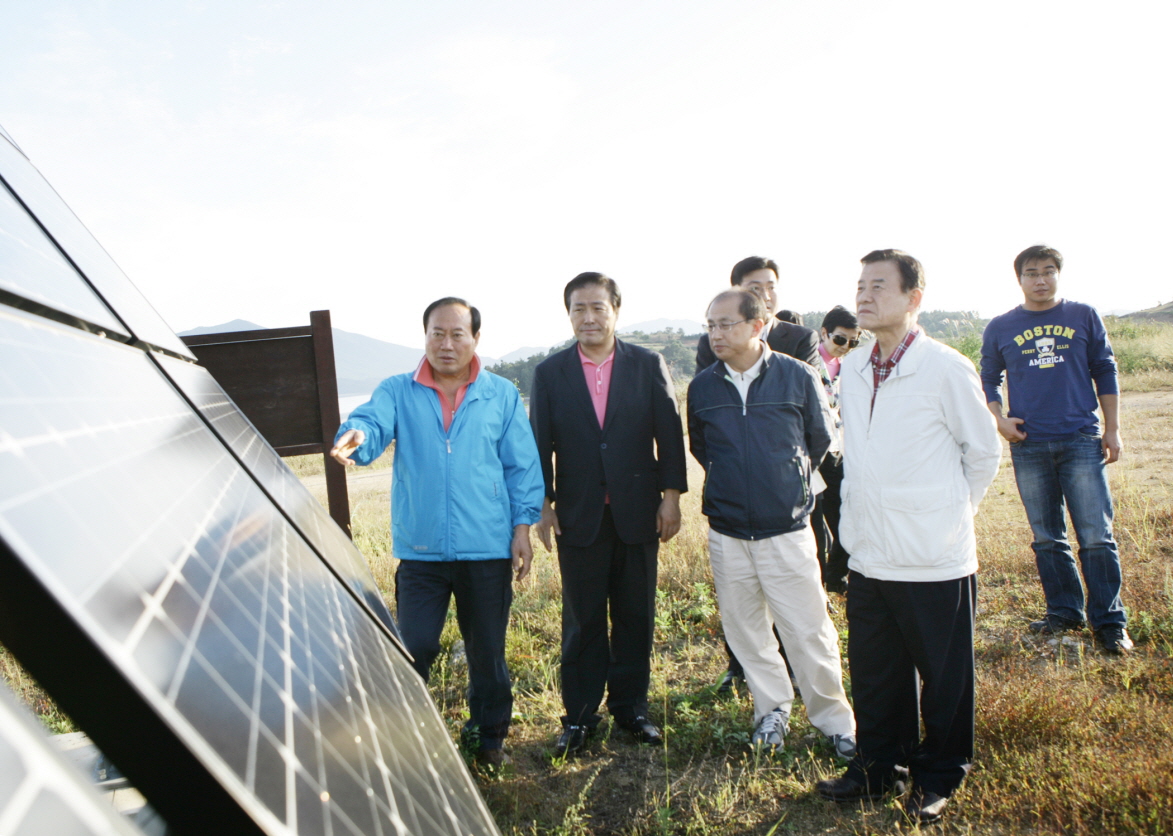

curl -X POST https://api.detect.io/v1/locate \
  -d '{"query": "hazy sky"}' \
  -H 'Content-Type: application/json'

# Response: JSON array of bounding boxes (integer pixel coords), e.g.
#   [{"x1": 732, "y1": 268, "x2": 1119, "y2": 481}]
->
[{"x1": 3, "y1": 1, "x2": 1170, "y2": 357}]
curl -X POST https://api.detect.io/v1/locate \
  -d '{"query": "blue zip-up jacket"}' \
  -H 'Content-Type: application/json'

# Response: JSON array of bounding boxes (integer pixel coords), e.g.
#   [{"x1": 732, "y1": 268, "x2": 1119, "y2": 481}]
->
[
  {"x1": 687, "y1": 350, "x2": 833, "y2": 540},
  {"x1": 335, "y1": 367, "x2": 543, "y2": 561}
]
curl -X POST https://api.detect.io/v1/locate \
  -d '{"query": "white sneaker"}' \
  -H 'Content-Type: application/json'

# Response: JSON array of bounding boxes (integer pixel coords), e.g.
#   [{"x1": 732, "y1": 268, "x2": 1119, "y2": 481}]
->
[
  {"x1": 829, "y1": 733, "x2": 856, "y2": 760},
  {"x1": 750, "y1": 708, "x2": 789, "y2": 752}
]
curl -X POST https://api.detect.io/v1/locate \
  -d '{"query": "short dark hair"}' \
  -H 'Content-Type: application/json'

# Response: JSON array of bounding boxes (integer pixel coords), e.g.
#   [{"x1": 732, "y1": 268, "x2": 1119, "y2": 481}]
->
[
  {"x1": 860, "y1": 249, "x2": 925, "y2": 294},
  {"x1": 423, "y1": 297, "x2": 480, "y2": 336},
  {"x1": 776, "y1": 309, "x2": 802, "y2": 325},
  {"x1": 1014, "y1": 245, "x2": 1063, "y2": 277},
  {"x1": 710, "y1": 288, "x2": 768, "y2": 325},
  {"x1": 563, "y1": 272, "x2": 622, "y2": 312},
  {"x1": 730, "y1": 256, "x2": 779, "y2": 286},
  {"x1": 822, "y1": 305, "x2": 859, "y2": 332}
]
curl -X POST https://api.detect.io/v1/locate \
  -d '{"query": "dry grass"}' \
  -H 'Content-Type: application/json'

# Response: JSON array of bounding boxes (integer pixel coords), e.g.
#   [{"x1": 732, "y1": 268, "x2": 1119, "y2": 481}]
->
[
  {"x1": 404, "y1": 387, "x2": 1172, "y2": 836},
  {"x1": 3, "y1": 386, "x2": 1171, "y2": 834}
]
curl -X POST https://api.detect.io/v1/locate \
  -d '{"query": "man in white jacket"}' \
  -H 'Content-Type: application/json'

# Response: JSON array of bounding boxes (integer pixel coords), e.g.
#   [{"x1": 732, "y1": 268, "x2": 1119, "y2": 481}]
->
[{"x1": 816, "y1": 250, "x2": 1000, "y2": 825}]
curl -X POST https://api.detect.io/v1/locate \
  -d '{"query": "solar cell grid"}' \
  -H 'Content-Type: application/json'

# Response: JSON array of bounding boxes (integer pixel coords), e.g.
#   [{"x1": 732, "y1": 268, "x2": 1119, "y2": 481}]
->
[
  {"x1": 0, "y1": 181, "x2": 127, "y2": 336},
  {"x1": 0, "y1": 133, "x2": 193, "y2": 359},
  {"x1": 154, "y1": 355, "x2": 398, "y2": 637},
  {"x1": 0, "y1": 307, "x2": 499, "y2": 836},
  {"x1": 0, "y1": 687, "x2": 147, "y2": 836}
]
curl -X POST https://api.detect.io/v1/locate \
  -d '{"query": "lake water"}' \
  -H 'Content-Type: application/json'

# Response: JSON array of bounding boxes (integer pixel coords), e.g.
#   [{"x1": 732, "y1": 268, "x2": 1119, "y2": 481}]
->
[{"x1": 339, "y1": 394, "x2": 372, "y2": 421}]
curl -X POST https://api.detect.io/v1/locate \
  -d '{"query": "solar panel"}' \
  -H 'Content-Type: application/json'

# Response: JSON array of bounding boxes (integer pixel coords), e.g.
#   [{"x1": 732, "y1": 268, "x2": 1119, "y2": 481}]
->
[
  {"x1": 0, "y1": 686, "x2": 147, "y2": 836},
  {"x1": 0, "y1": 178, "x2": 128, "y2": 338},
  {"x1": 153, "y1": 353, "x2": 399, "y2": 638},
  {"x1": 0, "y1": 134, "x2": 194, "y2": 359},
  {"x1": 0, "y1": 128, "x2": 501, "y2": 836}
]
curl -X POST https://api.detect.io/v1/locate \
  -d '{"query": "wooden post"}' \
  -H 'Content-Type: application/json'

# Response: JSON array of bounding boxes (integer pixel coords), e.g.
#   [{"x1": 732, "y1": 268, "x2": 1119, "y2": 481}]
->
[{"x1": 311, "y1": 310, "x2": 352, "y2": 538}]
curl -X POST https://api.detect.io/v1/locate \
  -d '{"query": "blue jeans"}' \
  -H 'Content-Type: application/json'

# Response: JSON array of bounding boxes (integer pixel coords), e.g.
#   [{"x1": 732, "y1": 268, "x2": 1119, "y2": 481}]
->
[{"x1": 1009, "y1": 435, "x2": 1126, "y2": 629}]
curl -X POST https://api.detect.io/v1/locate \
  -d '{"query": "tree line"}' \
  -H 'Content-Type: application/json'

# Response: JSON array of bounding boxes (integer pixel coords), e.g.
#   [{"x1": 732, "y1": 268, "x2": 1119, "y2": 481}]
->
[{"x1": 488, "y1": 313, "x2": 989, "y2": 397}]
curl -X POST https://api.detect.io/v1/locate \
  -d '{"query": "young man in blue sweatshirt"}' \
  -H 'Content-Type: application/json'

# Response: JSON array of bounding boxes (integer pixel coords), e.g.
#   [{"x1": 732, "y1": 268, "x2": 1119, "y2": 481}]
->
[{"x1": 980, "y1": 245, "x2": 1131, "y2": 654}]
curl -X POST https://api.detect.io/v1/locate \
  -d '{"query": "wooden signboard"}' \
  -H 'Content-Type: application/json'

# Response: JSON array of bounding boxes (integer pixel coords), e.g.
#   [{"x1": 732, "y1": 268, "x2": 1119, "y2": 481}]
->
[{"x1": 181, "y1": 310, "x2": 351, "y2": 536}]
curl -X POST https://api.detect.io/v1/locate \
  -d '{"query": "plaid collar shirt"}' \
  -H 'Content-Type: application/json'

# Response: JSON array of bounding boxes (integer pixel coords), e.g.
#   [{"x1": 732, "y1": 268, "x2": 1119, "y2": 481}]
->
[{"x1": 870, "y1": 326, "x2": 921, "y2": 411}]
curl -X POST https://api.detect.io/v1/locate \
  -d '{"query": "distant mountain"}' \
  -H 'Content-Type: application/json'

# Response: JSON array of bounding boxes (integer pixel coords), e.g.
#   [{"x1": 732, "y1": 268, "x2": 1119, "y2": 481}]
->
[
  {"x1": 1123, "y1": 302, "x2": 1173, "y2": 323},
  {"x1": 620, "y1": 318, "x2": 705, "y2": 335},
  {"x1": 497, "y1": 345, "x2": 550, "y2": 363},
  {"x1": 181, "y1": 319, "x2": 265, "y2": 335},
  {"x1": 331, "y1": 330, "x2": 424, "y2": 394},
  {"x1": 179, "y1": 320, "x2": 427, "y2": 396}
]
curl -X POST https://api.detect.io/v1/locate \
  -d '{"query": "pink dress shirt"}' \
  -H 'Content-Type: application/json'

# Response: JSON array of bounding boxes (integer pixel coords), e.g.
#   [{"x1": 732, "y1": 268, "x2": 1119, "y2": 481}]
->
[
  {"x1": 578, "y1": 343, "x2": 614, "y2": 429},
  {"x1": 818, "y1": 341, "x2": 842, "y2": 382}
]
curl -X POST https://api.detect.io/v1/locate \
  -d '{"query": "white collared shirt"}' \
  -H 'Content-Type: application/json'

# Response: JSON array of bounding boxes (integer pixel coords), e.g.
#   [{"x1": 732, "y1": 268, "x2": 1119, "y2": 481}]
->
[{"x1": 724, "y1": 346, "x2": 766, "y2": 406}]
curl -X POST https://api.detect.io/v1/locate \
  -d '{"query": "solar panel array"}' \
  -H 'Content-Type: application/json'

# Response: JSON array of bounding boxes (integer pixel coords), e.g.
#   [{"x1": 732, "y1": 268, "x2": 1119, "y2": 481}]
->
[
  {"x1": 0, "y1": 130, "x2": 499, "y2": 835},
  {"x1": 0, "y1": 687, "x2": 147, "y2": 836}
]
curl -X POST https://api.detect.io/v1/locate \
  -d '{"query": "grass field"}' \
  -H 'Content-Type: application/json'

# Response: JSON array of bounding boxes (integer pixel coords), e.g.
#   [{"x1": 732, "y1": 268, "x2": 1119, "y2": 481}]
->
[
  {"x1": 3, "y1": 325, "x2": 1171, "y2": 834},
  {"x1": 293, "y1": 379, "x2": 1173, "y2": 836}
]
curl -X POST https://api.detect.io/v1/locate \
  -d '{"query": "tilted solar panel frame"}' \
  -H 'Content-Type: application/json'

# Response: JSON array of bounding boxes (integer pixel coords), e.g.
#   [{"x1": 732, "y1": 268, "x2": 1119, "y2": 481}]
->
[{"x1": 0, "y1": 128, "x2": 500, "y2": 836}]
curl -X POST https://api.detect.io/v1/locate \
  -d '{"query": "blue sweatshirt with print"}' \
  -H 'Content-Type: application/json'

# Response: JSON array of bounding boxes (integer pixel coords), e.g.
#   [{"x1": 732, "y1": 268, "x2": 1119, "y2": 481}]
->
[{"x1": 979, "y1": 300, "x2": 1118, "y2": 440}]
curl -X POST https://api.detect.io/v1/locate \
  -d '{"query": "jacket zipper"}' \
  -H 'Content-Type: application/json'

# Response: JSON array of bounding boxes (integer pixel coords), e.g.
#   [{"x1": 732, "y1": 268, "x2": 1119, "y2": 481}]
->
[{"x1": 742, "y1": 380, "x2": 754, "y2": 539}]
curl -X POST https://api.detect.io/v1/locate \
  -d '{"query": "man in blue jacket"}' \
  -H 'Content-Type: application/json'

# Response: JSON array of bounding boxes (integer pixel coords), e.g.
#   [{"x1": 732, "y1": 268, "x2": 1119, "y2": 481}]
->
[
  {"x1": 331, "y1": 297, "x2": 544, "y2": 768},
  {"x1": 980, "y1": 245, "x2": 1130, "y2": 654},
  {"x1": 687, "y1": 288, "x2": 856, "y2": 757}
]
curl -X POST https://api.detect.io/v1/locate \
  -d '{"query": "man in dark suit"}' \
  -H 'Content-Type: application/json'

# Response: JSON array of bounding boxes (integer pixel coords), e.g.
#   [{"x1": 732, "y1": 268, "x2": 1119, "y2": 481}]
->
[
  {"x1": 531, "y1": 272, "x2": 689, "y2": 756},
  {"x1": 695, "y1": 256, "x2": 821, "y2": 373}
]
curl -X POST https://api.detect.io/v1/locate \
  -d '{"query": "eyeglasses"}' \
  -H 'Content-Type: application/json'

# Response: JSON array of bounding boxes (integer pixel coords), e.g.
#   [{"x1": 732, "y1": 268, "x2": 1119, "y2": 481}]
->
[
  {"x1": 705, "y1": 320, "x2": 748, "y2": 333},
  {"x1": 831, "y1": 334, "x2": 861, "y2": 349},
  {"x1": 1022, "y1": 270, "x2": 1058, "y2": 280}
]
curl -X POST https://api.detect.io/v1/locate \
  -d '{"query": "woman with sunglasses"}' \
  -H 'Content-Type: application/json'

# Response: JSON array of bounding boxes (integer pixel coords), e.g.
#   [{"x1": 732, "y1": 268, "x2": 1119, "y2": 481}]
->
[{"x1": 814, "y1": 306, "x2": 864, "y2": 593}]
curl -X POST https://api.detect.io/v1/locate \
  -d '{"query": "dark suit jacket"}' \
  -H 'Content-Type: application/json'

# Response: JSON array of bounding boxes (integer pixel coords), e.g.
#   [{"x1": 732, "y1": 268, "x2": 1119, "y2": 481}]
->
[
  {"x1": 530, "y1": 339, "x2": 688, "y2": 547},
  {"x1": 695, "y1": 316, "x2": 820, "y2": 373}
]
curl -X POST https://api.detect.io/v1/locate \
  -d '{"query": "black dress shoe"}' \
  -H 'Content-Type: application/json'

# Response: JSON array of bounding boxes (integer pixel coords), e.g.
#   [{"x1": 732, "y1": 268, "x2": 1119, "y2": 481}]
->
[
  {"x1": 716, "y1": 669, "x2": 744, "y2": 697},
  {"x1": 901, "y1": 787, "x2": 948, "y2": 824},
  {"x1": 473, "y1": 748, "x2": 511, "y2": 772},
  {"x1": 816, "y1": 773, "x2": 905, "y2": 802},
  {"x1": 617, "y1": 715, "x2": 663, "y2": 745},
  {"x1": 554, "y1": 725, "x2": 590, "y2": 756}
]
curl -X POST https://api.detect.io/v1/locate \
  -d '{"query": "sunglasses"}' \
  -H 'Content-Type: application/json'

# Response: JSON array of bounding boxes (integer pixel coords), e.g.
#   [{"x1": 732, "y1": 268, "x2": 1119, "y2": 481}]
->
[{"x1": 831, "y1": 334, "x2": 861, "y2": 349}]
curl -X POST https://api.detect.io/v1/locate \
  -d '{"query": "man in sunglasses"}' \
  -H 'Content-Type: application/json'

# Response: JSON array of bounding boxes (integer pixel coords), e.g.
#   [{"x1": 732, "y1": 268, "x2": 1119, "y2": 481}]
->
[{"x1": 813, "y1": 306, "x2": 863, "y2": 593}]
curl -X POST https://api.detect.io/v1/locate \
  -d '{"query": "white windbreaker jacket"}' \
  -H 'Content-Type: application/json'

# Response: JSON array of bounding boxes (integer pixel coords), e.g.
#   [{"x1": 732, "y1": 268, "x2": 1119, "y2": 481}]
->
[{"x1": 839, "y1": 333, "x2": 1001, "y2": 582}]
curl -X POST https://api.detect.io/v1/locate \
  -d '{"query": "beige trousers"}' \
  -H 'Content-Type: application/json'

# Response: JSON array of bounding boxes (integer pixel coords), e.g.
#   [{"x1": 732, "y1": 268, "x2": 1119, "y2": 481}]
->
[{"x1": 708, "y1": 526, "x2": 855, "y2": 735}]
